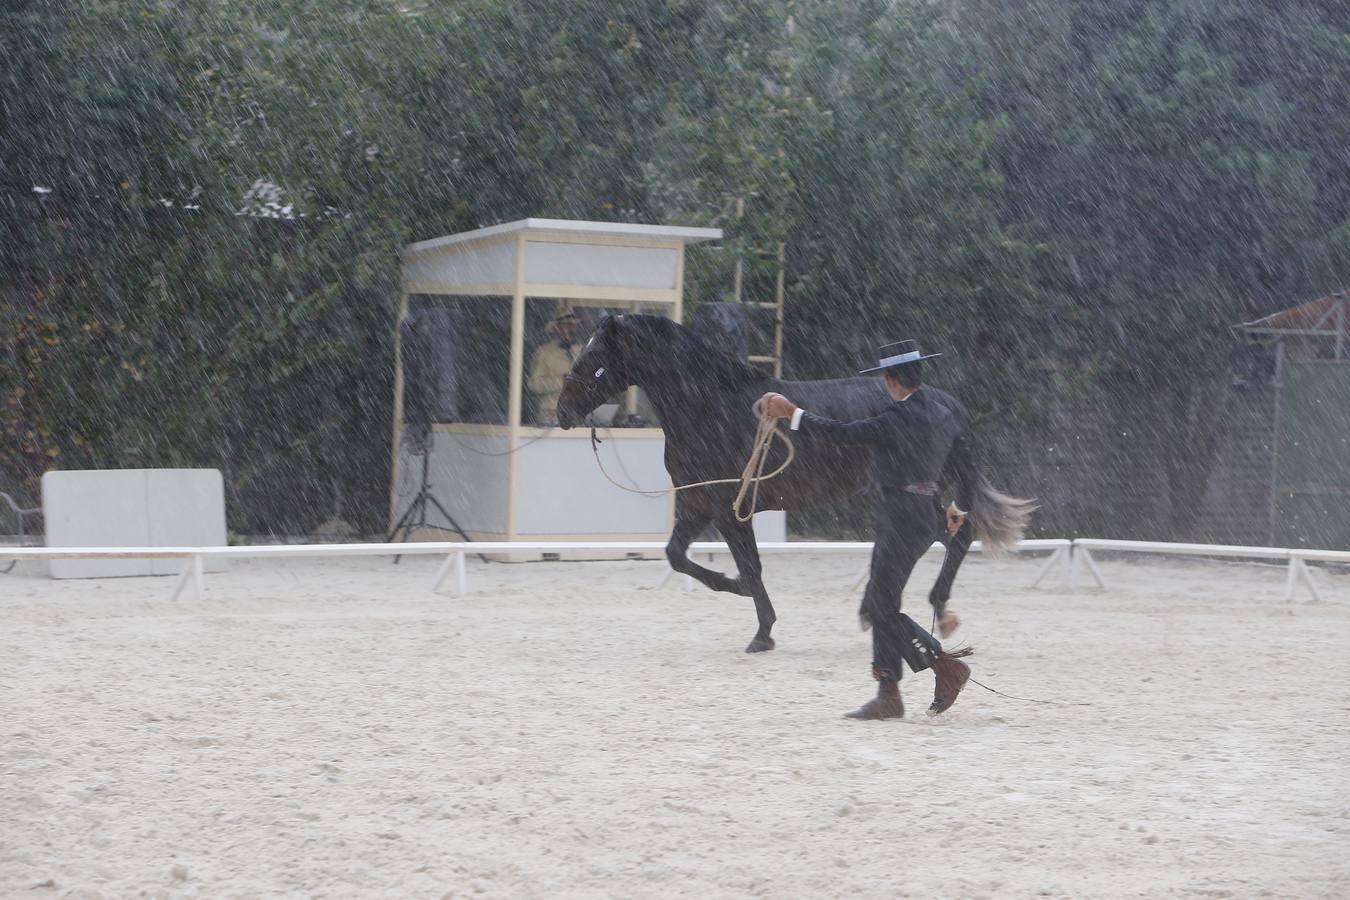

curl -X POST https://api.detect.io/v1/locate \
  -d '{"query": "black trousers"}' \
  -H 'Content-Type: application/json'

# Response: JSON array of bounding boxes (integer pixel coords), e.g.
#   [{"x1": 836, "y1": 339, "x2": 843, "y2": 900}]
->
[{"x1": 861, "y1": 491, "x2": 945, "y2": 680}]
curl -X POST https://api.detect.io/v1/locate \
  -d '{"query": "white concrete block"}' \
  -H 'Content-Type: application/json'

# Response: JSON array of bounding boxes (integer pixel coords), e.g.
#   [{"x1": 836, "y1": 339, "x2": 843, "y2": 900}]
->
[{"x1": 752, "y1": 510, "x2": 786, "y2": 543}]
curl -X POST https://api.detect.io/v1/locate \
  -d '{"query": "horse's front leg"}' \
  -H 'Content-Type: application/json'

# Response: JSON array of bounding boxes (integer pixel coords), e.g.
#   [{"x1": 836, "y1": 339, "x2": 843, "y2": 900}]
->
[
  {"x1": 719, "y1": 517, "x2": 776, "y2": 653},
  {"x1": 665, "y1": 514, "x2": 753, "y2": 596}
]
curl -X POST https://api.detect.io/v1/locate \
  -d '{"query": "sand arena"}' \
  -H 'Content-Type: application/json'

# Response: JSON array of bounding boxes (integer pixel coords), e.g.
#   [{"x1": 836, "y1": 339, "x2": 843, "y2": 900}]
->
[{"x1": 3, "y1": 550, "x2": 1348, "y2": 898}]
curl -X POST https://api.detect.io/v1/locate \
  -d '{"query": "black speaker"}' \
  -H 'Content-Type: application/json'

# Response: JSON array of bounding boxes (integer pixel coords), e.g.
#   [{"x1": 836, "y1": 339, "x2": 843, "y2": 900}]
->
[
  {"x1": 400, "y1": 309, "x2": 460, "y2": 430},
  {"x1": 691, "y1": 302, "x2": 750, "y2": 361}
]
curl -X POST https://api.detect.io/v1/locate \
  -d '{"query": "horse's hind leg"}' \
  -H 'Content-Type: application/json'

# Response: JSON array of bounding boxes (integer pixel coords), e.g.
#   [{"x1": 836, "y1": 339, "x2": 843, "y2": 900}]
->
[
  {"x1": 665, "y1": 513, "x2": 752, "y2": 597},
  {"x1": 719, "y1": 517, "x2": 776, "y2": 653},
  {"x1": 929, "y1": 517, "x2": 974, "y2": 616}
]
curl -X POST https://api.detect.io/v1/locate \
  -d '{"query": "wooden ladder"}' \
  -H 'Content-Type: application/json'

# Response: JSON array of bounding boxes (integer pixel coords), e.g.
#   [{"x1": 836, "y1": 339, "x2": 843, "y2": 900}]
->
[{"x1": 730, "y1": 199, "x2": 786, "y2": 378}]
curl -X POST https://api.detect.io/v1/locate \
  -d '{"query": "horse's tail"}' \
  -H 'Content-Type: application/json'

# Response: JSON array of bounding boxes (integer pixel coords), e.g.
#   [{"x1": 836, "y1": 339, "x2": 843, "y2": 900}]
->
[{"x1": 970, "y1": 473, "x2": 1038, "y2": 556}]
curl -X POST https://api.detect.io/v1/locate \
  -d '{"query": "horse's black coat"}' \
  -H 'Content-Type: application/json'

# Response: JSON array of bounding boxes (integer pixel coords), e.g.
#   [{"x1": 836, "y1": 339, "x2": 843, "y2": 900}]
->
[{"x1": 557, "y1": 314, "x2": 976, "y2": 652}]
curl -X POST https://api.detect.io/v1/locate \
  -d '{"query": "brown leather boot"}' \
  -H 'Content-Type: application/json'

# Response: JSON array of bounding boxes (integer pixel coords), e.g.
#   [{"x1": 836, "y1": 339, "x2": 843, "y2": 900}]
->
[
  {"x1": 845, "y1": 678, "x2": 904, "y2": 720},
  {"x1": 927, "y1": 648, "x2": 973, "y2": 716}
]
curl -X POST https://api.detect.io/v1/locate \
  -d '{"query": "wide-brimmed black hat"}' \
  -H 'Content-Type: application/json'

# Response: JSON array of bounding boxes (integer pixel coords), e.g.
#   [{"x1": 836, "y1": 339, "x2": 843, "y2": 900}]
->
[{"x1": 859, "y1": 339, "x2": 943, "y2": 374}]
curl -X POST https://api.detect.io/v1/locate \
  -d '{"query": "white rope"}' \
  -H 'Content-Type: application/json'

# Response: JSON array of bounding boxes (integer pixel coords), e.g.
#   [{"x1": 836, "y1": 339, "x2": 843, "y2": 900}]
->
[{"x1": 591, "y1": 393, "x2": 795, "y2": 523}]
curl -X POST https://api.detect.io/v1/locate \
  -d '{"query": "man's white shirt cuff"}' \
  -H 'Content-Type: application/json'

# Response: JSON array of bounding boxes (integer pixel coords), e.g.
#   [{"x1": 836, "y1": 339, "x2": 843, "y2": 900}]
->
[{"x1": 789, "y1": 408, "x2": 805, "y2": 431}]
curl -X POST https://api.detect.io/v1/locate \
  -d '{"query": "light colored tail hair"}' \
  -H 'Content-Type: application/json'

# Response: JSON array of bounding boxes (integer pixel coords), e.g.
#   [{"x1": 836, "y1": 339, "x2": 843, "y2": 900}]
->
[{"x1": 970, "y1": 473, "x2": 1038, "y2": 556}]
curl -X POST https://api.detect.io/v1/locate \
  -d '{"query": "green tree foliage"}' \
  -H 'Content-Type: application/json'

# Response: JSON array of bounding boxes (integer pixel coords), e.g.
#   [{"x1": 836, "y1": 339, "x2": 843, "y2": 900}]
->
[
  {"x1": 2, "y1": 0, "x2": 401, "y2": 532},
  {"x1": 955, "y1": 0, "x2": 1350, "y2": 534},
  {"x1": 784, "y1": 2, "x2": 1046, "y2": 416},
  {"x1": 3, "y1": 0, "x2": 1347, "y2": 537}
]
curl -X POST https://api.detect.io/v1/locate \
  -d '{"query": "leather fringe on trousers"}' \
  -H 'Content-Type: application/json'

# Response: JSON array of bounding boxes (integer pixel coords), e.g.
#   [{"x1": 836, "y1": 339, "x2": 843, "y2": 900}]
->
[{"x1": 862, "y1": 491, "x2": 946, "y2": 680}]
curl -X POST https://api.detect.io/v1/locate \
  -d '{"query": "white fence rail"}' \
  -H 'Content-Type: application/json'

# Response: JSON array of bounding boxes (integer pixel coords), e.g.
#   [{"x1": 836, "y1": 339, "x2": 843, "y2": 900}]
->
[
  {"x1": 1068, "y1": 539, "x2": 1348, "y2": 602},
  {"x1": 2, "y1": 538, "x2": 1341, "y2": 602}
]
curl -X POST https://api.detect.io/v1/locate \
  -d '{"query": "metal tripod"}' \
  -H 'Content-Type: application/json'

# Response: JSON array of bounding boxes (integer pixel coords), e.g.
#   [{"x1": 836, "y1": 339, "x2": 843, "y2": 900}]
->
[{"x1": 387, "y1": 437, "x2": 471, "y2": 563}]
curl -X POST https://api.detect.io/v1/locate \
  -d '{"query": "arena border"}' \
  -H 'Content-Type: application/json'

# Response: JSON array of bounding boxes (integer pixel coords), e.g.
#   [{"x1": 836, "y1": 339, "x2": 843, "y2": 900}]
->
[
  {"x1": 2, "y1": 538, "x2": 1341, "y2": 603},
  {"x1": 1071, "y1": 539, "x2": 1347, "y2": 603},
  {"x1": 0, "y1": 539, "x2": 1069, "y2": 601},
  {"x1": 667, "y1": 539, "x2": 1072, "y2": 595}
]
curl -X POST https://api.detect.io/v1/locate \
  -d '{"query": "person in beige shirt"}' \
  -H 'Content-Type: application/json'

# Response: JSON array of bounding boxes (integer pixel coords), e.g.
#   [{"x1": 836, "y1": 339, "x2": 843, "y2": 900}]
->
[{"x1": 528, "y1": 311, "x2": 580, "y2": 424}]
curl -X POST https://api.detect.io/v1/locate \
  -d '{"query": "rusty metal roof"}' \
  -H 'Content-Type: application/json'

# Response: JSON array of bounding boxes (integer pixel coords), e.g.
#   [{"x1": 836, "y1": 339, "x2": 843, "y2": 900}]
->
[{"x1": 1237, "y1": 292, "x2": 1349, "y2": 337}]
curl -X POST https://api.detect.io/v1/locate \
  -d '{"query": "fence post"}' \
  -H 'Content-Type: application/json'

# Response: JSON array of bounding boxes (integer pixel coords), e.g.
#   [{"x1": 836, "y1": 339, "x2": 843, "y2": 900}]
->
[
  {"x1": 1079, "y1": 546, "x2": 1107, "y2": 589},
  {"x1": 431, "y1": 550, "x2": 458, "y2": 594},
  {"x1": 1030, "y1": 546, "x2": 1062, "y2": 588},
  {"x1": 456, "y1": 550, "x2": 467, "y2": 596},
  {"x1": 1283, "y1": 554, "x2": 1298, "y2": 602},
  {"x1": 171, "y1": 559, "x2": 193, "y2": 602},
  {"x1": 192, "y1": 554, "x2": 204, "y2": 599},
  {"x1": 1293, "y1": 555, "x2": 1322, "y2": 604}
]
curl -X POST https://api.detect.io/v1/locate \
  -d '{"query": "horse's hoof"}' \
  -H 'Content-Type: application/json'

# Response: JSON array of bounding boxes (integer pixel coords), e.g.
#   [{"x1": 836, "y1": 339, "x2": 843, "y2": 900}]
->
[{"x1": 745, "y1": 637, "x2": 775, "y2": 653}]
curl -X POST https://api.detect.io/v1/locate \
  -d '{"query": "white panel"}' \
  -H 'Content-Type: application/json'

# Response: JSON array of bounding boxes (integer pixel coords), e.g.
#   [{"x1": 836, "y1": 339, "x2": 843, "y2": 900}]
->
[
  {"x1": 514, "y1": 435, "x2": 669, "y2": 535},
  {"x1": 44, "y1": 470, "x2": 153, "y2": 578},
  {"x1": 402, "y1": 241, "x2": 516, "y2": 290},
  {"x1": 146, "y1": 470, "x2": 227, "y2": 575},
  {"x1": 524, "y1": 242, "x2": 677, "y2": 290},
  {"x1": 752, "y1": 510, "x2": 786, "y2": 542},
  {"x1": 392, "y1": 428, "x2": 509, "y2": 535},
  {"x1": 43, "y1": 469, "x2": 229, "y2": 579}
]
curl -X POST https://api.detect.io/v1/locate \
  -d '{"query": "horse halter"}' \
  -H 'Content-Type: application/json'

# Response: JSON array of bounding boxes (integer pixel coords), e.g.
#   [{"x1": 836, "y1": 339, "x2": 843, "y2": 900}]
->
[
  {"x1": 564, "y1": 343, "x2": 627, "y2": 404},
  {"x1": 564, "y1": 364, "x2": 622, "y2": 397}
]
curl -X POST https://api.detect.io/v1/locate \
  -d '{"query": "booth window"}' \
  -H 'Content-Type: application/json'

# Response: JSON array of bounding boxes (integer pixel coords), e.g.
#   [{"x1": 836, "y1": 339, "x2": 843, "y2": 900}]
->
[
  {"x1": 403, "y1": 296, "x2": 510, "y2": 426},
  {"x1": 522, "y1": 301, "x2": 661, "y2": 427}
]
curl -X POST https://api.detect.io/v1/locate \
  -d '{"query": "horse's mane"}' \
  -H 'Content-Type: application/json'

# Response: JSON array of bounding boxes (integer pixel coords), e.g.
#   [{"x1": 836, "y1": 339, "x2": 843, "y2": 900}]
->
[{"x1": 624, "y1": 314, "x2": 772, "y2": 389}]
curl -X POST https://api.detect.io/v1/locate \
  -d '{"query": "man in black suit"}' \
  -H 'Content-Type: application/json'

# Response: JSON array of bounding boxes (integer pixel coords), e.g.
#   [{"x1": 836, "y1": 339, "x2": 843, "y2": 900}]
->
[{"x1": 763, "y1": 340, "x2": 973, "y2": 720}]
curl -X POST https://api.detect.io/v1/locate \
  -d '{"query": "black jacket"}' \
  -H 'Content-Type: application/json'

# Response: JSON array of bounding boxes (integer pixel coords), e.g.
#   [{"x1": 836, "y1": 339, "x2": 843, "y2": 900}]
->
[{"x1": 798, "y1": 386, "x2": 977, "y2": 512}]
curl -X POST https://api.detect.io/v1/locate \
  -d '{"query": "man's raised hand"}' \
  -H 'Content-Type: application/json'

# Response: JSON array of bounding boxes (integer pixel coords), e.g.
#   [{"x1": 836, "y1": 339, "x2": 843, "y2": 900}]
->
[{"x1": 761, "y1": 392, "x2": 798, "y2": 419}]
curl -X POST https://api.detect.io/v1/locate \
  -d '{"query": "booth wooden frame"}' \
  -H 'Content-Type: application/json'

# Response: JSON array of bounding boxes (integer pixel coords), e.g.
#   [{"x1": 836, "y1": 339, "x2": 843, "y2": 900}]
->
[{"x1": 389, "y1": 219, "x2": 720, "y2": 556}]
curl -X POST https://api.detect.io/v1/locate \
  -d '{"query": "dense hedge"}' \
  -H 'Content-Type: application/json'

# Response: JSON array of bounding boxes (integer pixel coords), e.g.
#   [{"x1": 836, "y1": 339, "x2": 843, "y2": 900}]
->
[{"x1": 3, "y1": 0, "x2": 1346, "y2": 536}]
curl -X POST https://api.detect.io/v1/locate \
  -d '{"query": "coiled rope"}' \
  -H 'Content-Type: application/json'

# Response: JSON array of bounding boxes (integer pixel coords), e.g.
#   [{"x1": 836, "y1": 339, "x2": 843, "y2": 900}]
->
[{"x1": 590, "y1": 393, "x2": 794, "y2": 523}]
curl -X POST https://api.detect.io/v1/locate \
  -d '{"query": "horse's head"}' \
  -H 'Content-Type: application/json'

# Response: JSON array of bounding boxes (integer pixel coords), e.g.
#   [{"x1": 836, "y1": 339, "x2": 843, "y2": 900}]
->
[{"x1": 556, "y1": 315, "x2": 636, "y2": 429}]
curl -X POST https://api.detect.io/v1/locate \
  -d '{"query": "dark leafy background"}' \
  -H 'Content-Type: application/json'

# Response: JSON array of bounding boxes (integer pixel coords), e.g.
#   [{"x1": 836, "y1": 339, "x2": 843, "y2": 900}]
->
[{"x1": 3, "y1": 0, "x2": 1347, "y2": 537}]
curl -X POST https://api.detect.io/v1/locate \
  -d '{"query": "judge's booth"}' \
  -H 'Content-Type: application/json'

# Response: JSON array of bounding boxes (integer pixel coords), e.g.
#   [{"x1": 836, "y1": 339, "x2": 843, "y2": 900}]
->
[{"x1": 389, "y1": 218, "x2": 726, "y2": 558}]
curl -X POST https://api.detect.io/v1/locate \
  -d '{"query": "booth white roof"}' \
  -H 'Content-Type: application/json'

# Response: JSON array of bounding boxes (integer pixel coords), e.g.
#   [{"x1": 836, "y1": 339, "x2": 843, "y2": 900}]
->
[{"x1": 403, "y1": 218, "x2": 722, "y2": 256}]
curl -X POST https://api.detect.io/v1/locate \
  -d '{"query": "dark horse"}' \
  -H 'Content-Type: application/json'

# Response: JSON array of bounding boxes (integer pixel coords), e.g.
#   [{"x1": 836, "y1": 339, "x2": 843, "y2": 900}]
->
[{"x1": 557, "y1": 314, "x2": 1033, "y2": 653}]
